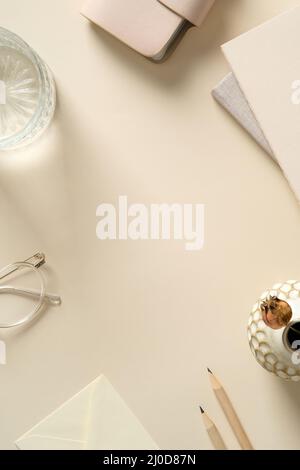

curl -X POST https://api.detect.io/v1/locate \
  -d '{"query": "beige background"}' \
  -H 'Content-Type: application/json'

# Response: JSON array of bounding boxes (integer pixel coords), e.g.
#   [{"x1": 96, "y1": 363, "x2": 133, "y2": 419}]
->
[{"x1": 1, "y1": 0, "x2": 300, "y2": 451}]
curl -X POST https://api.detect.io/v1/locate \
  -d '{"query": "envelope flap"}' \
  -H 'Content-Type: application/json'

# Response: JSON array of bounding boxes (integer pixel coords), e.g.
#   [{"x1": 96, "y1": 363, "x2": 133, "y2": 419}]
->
[
  {"x1": 15, "y1": 379, "x2": 97, "y2": 448},
  {"x1": 86, "y1": 376, "x2": 158, "y2": 450},
  {"x1": 158, "y1": 0, "x2": 214, "y2": 26},
  {"x1": 16, "y1": 436, "x2": 85, "y2": 450},
  {"x1": 15, "y1": 375, "x2": 158, "y2": 450}
]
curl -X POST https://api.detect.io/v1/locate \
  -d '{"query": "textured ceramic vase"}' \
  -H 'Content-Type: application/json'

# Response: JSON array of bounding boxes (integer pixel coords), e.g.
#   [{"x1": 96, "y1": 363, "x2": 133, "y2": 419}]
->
[{"x1": 248, "y1": 281, "x2": 300, "y2": 381}]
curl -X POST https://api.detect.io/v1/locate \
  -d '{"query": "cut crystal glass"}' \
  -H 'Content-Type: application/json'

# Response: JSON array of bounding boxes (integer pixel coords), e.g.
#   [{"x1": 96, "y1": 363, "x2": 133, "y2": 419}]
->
[{"x1": 0, "y1": 27, "x2": 56, "y2": 150}]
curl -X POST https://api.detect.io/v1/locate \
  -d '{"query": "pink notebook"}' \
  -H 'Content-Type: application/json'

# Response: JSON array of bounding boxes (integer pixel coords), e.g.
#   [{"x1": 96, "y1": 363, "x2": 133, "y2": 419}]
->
[{"x1": 81, "y1": 0, "x2": 215, "y2": 60}]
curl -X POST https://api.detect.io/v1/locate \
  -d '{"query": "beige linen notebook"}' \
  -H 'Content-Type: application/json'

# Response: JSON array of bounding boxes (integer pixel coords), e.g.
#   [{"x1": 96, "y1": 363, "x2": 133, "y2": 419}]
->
[
  {"x1": 212, "y1": 73, "x2": 274, "y2": 158},
  {"x1": 216, "y1": 6, "x2": 300, "y2": 202}
]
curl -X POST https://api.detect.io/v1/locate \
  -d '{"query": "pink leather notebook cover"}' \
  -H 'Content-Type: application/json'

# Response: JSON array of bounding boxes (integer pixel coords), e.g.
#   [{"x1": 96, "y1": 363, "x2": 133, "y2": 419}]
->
[{"x1": 81, "y1": 0, "x2": 214, "y2": 59}]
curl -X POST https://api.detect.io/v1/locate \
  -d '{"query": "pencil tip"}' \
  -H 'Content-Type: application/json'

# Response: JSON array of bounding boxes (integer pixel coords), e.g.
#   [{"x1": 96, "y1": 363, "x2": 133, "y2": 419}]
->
[
  {"x1": 207, "y1": 367, "x2": 212, "y2": 374},
  {"x1": 199, "y1": 406, "x2": 204, "y2": 414}
]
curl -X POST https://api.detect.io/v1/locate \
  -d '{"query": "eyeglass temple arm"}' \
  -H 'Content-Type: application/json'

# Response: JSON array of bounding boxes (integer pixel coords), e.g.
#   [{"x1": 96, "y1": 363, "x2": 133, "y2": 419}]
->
[
  {"x1": 0, "y1": 286, "x2": 61, "y2": 306},
  {"x1": 0, "y1": 253, "x2": 46, "y2": 281}
]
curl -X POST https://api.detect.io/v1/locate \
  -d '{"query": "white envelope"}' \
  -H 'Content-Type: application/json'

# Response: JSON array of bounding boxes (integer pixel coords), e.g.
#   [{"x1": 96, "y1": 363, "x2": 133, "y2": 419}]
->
[{"x1": 15, "y1": 375, "x2": 158, "y2": 450}]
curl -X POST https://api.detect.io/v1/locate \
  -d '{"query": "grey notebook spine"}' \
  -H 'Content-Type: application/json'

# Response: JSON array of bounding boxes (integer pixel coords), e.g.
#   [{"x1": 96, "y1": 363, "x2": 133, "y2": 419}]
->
[{"x1": 212, "y1": 72, "x2": 274, "y2": 159}]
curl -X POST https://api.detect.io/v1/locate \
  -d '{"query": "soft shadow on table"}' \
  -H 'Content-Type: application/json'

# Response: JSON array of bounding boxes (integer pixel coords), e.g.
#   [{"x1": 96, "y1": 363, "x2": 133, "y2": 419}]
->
[
  {"x1": 0, "y1": 93, "x2": 80, "y2": 253},
  {"x1": 86, "y1": 0, "x2": 240, "y2": 89},
  {"x1": 0, "y1": 91, "x2": 89, "y2": 347},
  {"x1": 0, "y1": 0, "x2": 241, "y2": 344},
  {"x1": 0, "y1": 0, "x2": 239, "y2": 257},
  {"x1": 279, "y1": 379, "x2": 300, "y2": 406},
  {"x1": 0, "y1": 95, "x2": 95, "y2": 345}
]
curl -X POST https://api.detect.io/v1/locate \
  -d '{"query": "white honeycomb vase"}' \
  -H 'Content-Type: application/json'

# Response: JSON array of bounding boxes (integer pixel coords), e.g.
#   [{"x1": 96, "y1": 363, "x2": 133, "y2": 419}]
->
[{"x1": 248, "y1": 281, "x2": 300, "y2": 381}]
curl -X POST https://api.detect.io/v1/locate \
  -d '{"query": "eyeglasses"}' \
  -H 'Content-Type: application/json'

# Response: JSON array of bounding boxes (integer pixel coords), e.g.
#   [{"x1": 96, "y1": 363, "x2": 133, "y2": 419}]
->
[{"x1": 0, "y1": 253, "x2": 61, "y2": 329}]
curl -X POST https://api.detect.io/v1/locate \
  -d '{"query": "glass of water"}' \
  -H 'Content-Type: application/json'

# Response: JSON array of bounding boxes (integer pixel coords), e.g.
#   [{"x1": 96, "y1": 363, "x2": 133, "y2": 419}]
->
[{"x1": 0, "y1": 27, "x2": 56, "y2": 150}]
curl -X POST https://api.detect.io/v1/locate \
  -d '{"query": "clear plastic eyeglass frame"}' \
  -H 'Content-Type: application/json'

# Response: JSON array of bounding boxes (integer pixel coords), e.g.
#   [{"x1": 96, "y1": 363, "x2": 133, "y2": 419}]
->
[{"x1": 0, "y1": 252, "x2": 61, "y2": 329}]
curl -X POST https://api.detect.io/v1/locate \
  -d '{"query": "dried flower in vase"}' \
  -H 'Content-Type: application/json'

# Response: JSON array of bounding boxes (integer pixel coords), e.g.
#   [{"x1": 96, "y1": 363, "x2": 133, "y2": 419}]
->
[{"x1": 260, "y1": 296, "x2": 293, "y2": 330}]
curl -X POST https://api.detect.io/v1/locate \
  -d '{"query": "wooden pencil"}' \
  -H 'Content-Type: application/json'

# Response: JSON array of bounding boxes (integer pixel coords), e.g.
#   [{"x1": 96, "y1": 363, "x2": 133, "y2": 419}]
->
[
  {"x1": 207, "y1": 368, "x2": 254, "y2": 450},
  {"x1": 199, "y1": 406, "x2": 227, "y2": 450}
]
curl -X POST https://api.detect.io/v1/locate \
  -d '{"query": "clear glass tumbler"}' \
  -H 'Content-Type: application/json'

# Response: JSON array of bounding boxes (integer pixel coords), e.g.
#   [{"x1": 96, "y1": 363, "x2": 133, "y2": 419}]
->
[{"x1": 0, "y1": 27, "x2": 56, "y2": 150}]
